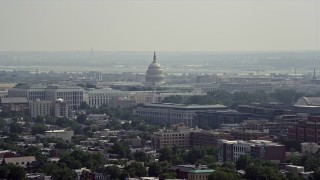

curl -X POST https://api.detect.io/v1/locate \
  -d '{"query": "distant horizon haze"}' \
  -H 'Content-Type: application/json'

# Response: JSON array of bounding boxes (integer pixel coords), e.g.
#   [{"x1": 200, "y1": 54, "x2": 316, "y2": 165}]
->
[{"x1": 0, "y1": 0, "x2": 319, "y2": 51}]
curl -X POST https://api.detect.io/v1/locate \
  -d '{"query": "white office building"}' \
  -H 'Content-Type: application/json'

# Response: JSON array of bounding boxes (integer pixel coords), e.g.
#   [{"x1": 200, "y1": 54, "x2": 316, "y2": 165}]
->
[
  {"x1": 45, "y1": 129, "x2": 74, "y2": 142},
  {"x1": 8, "y1": 85, "x2": 84, "y2": 110}
]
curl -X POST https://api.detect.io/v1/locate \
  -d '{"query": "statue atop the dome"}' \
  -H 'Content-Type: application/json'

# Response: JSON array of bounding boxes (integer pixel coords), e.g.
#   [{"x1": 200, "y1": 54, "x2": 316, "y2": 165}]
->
[
  {"x1": 145, "y1": 52, "x2": 165, "y2": 87},
  {"x1": 153, "y1": 52, "x2": 157, "y2": 63}
]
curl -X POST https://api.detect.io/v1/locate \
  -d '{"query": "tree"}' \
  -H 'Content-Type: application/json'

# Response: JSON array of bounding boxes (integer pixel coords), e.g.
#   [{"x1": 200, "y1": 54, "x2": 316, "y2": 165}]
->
[
  {"x1": 80, "y1": 102, "x2": 90, "y2": 110},
  {"x1": 208, "y1": 170, "x2": 239, "y2": 180},
  {"x1": 221, "y1": 162, "x2": 236, "y2": 170},
  {"x1": 186, "y1": 148, "x2": 204, "y2": 164},
  {"x1": 270, "y1": 89, "x2": 304, "y2": 105},
  {"x1": 24, "y1": 146, "x2": 47, "y2": 165},
  {"x1": 125, "y1": 162, "x2": 147, "y2": 178},
  {"x1": 76, "y1": 114, "x2": 87, "y2": 124},
  {"x1": 54, "y1": 139, "x2": 75, "y2": 149},
  {"x1": 236, "y1": 155, "x2": 253, "y2": 170},
  {"x1": 148, "y1": 162, "x2": 161, "y2": 177},
  {"x1": 133, "y1": 151, "x2": 150, "y2": 163},
  {"x1": 122, "y1": 121, "x2": 132, "y2": 131},
  {"x1": 245, "y1": 164, "x2": 285, "y2": 180},
  {"x1": 159, "y1": 147, "x2": 174, "y2": 162},
  {"x1": 59, "y1": 149, "x2": 106, "y2": 171},
  {"x1": 9, "y1": 122, "x2": 23, "y2": 134},
  {"x1": 187, "y1": 95, "x2": 208, "y2": 105},
  {"x1": 45, "y1": 116, "x2": 56, "y2": 125},
  {"x1": 108, "y1": 141, "x2": 131, "y2": 159},
  {"x1": 103, "y1": 165, "x2": 121, "y2": 179},
  {"x1": 0, "y1": 164, "x2": 26, "y2": 180},
  {"x1": 281, "y1": 139, "x2": 301, "y2": 152},
  {"x1": 34, "y1": 116, "x2": 45, "y2": 124},
  {"x1": 300, "y1": 154, "x2": 320, "y2": 171},
  {"x1": 31, "y1": 124, "x2": 48, "y2": 135},
  {"x1": 162, "y1": 172, "x2": 176, "y2": 179},
  {"x1": 162, "y1": 95, "x2": 184, "y2": 104},
  {"x1": 196, "y1": 155, "x2": 216, "y2": 165},
  {"x1": 286, "y1": 172, "x2": 305, "y2": 180},
  {"x1": 0, "y1": 118, "x2": 5, "y2": 129},
  {"x1": 55, "y1": 117, "x2": 71, "y2": 127},
  {"x1": 41, "y1": 162, "x2": 74, "y2": 180},
  {"x1": 311, "y1": 169, "x2": 320, "y2": 180}
]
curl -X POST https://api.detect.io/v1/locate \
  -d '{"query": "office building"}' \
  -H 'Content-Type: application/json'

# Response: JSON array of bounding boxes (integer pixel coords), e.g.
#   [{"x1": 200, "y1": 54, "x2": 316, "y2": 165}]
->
[
  {"x1": 1, "y1": 97, "x2": 29, "y2": 115},
  {"x1": 8, "y1": 85, "x2": 84, "y2": 110},
  {"x1": 133, "y1": 103, "x2": 227, "y2": 127},
  {"x1": 218, "y1": 139, "x2": 285, "y2": 163},
  {"x1": 29, "y1": 98, "x2": 68, "y2": 118},
  {"x1": 190, "y1": 131, "x2": 233, "y2": 148},
  {"x1": 194, "y1": 110, "x2": 251, "y2": 129},
  {"x1": 29, "y1": 99, "x2": 53, "y2": 118},
  {"x1": 288, "y1": 116, "x2": 320, "y2": 143},
  {"x1": 152, "y1": 124, "x2": 201, "y2": 149},
  {"x1": 45, "y1": 129, "x2": 74, "y2": 142},
  {"x1": 54, "y1": 98, "x2": 68, "y2": 117},
  {"x1": 87, "y1": 88, "x2": 134, "y2": 108}
]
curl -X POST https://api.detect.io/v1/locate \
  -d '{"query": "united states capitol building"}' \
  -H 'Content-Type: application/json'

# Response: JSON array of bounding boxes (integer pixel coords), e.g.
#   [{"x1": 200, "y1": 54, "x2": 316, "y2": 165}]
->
[{"x1": 145, "y1": 52, "x2": 165, "y2": 87}]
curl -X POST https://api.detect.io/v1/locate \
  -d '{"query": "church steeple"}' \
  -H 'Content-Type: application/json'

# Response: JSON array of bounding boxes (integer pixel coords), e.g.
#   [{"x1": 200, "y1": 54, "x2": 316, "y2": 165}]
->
[{"x1": 153, "y1": 52, "x2": 157, "y2": 63}]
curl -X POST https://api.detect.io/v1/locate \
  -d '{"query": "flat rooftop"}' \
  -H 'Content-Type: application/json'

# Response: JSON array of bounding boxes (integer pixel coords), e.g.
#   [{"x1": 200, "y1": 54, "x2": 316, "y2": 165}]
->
[{"x1": 141, "y1": 103, "x2": 227, "y2": 110}]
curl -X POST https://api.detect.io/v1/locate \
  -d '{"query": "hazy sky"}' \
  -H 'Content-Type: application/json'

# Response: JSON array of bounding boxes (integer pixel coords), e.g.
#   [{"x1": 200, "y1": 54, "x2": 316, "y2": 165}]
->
[{"x1": 0, "y1": 0, "x2": 319, "y2": 51}]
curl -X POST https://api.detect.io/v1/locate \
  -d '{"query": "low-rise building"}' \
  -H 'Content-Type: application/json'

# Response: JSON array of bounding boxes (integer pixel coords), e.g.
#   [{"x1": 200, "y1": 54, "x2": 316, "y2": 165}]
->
[
  {"x1": 87, "y1": 114, "x2": 109, "y2": 128},
  {"x1": 169, "y1": 164, "x2": 214, "y2": 180},
  {"x1": 230, "y1": 130, "x2": 270, "y2": 141},
  {"x1": 87, "y1": 88, "x2": 135, "y2": 108},
  {"x1": 294, "y1": 97, "x2": 320, "y2": 114},
  {"x1": 218, "y1": 139, "x2": 286, "y2": 163},
  {"x1": 134, "y1": 103, "x2": 227, "y2": 127},
  {"x1": 190, "y1": 131, "x2": 233, "y2": 148},
  {"x1": 238, "y1": 103, "x2": 292, "y2": 120},
  {"x1": 0, "y1": 91, "x2": 8, "y2": 98},
  {"x1": 1, "y1": 97, "x2": 29, "y2": 115},
  {"x1": 152, "y1": 124, "x2": 201, "y2": 149},
  {"x1": 301, "y1": 142, "x2": 320, "y2": 154},
  {"x1": 194, "y1": 110, "x2": 251, "y2": 129},
  {"x1": 288, "y1": 116, "x2": 320, "y2": 143},
  {"x1": 45, "y1": 129, "x2": 74, "y2": 142},
  {"x1": 93, "y1": 129, "x2": 121, "y2": 138},
  {"x1": 9, "y1": 85, "x2": 84, "y2": 110},
  {"x1": 3, "y1": 156, "x2": 36, "y2": 168},
  {"x1": 285, "y1": 165, "x2": 305, "y2": 174}
]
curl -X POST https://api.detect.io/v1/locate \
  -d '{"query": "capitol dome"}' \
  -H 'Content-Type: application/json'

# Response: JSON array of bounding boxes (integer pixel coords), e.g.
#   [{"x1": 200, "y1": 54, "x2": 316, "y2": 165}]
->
[{"x1": 145, "y1": 52, "x2": 165, "y2": 86}]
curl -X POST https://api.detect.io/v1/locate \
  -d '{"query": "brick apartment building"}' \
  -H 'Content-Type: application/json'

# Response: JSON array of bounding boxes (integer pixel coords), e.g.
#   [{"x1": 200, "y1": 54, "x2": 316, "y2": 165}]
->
[{"x1": 288, "y1": 116, "x2": 320, "y2": 143}]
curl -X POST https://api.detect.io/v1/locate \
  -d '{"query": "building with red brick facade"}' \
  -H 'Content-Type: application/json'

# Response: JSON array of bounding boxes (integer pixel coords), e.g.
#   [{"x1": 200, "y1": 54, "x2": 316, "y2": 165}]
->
[{"x1": 288, "y1": 116, "x2": 320, "y2": 143}]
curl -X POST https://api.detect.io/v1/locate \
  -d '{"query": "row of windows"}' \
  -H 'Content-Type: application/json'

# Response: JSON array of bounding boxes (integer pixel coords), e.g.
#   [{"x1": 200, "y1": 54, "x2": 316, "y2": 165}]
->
[
  {"x1": 190, "y1": 174, "x2": 209, "y2": 179},
  {"x1": 161, "y1": 143, "x2": 186, "y2": 147},
  {"x1": 234, "y1": 146, "x2": 250, "y2": 152},
  {"x1": 89, "y1": 94, "x2": 128, "y2": 97},
  {"x1": 161, "y1": 137, "x2": 184, "y2": 140},
  {"x1": 161, "y1": 140, "x2": 185, "y2": 143},
  {"x1": 162, "y1": 134, "x2": 185, "y2": 137}
]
